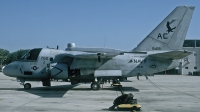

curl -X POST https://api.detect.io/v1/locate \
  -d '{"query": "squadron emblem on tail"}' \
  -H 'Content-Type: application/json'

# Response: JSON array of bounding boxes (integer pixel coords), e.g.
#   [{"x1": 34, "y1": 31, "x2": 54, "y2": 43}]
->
[{"x1": 166, "y1": 20, "x2": 176, "y2": 33}]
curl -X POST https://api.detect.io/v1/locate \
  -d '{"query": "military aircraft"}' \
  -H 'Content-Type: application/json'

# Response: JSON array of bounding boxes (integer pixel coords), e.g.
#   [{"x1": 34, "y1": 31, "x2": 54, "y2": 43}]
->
[{"x1": 3, "y1": 6, "x2": 195, "y2": 90}]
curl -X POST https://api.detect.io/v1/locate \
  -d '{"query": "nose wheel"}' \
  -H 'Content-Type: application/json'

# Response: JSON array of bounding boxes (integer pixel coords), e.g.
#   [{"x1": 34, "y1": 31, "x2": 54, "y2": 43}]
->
[{"x1": 24, "y1": 83, "x2": 31, "y2": 89}]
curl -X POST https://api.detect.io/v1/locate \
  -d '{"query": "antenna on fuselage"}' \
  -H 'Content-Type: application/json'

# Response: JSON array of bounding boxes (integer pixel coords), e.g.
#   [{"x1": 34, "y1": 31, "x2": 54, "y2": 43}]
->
[{"x1": 46, "y1": 46, "x2": 59, "y2": 50}]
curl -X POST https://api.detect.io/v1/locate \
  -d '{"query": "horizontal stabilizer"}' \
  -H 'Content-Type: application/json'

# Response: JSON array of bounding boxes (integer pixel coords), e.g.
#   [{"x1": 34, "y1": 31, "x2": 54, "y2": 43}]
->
[{"x1": 149, "y1": 51, "x2": 192, "y2": 59}]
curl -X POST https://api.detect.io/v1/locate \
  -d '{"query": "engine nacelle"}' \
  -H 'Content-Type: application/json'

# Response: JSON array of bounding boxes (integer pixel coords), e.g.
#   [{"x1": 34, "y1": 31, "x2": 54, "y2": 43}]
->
[{"x1": 50, "y1": 63, "x2": 68, "y2": 79}]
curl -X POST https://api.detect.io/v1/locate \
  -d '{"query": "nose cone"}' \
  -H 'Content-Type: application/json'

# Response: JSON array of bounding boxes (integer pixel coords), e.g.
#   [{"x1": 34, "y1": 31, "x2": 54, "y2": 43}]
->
[
  {"x1": 2, "y1": 65, "x2": 12, "y2": 76},
  {"x1": 3, "y1": 61, "x2": 22, "y2": 77},
  {"x1": 2, "y1": 63, "x2": 19, "y2": 77}
]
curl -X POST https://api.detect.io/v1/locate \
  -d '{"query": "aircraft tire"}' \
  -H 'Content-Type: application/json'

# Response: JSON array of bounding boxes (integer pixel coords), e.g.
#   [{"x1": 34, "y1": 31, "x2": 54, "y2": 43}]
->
[
  {"x1": 91, "y1": 82, "x2": 100, "y2": 90},
  {"x1": 24, "y1": 83, "x2": 31, "y2": 89}
]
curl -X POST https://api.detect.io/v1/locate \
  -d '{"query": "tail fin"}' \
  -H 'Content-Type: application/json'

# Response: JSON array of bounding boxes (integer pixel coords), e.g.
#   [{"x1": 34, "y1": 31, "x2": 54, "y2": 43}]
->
[{"x1": 133, "y1": 6, "x2": 195, "y2": 52}]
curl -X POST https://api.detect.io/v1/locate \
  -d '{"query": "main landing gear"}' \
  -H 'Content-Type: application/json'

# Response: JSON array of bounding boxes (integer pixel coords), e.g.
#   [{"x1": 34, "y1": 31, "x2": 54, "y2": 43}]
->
[
  {"x1": 90, "y1": 78, "x2": 104, "y2": 90},
  {"x1": 91, "y1": 81, "x2": 100, "y2": 90}
]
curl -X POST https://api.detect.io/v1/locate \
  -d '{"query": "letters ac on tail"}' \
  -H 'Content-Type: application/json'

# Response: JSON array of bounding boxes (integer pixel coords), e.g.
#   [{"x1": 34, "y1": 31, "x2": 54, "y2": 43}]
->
[
  {"x1": 3, "y1": 6, "x2": 195, "y2": 90},
  {"x1": 157, "y1": 20, "x2": 177, "y2": 39}
]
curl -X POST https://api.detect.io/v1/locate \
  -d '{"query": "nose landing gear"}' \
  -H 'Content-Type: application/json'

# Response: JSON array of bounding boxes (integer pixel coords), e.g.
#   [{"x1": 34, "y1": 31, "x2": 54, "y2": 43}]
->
[
  {"x1": 24, "y1": 83, "x2": 31, "y2": 89},
  {"x1": 18, "y1": 78, "x2": 32, "y2": 89},
  {"x1": 20, "y1": 82, "x2": 32, "y2": 89}
]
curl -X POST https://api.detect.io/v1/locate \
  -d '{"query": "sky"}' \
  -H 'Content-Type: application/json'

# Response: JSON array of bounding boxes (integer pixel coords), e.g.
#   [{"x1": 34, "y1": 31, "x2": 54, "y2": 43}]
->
[{"x1": 0, "y1": 0, "x2": 200, "y2": 52}]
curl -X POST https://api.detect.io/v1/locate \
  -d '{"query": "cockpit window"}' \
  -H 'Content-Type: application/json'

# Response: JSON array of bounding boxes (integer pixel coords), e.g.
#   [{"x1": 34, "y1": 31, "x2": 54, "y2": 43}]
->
[{"x1": 21, "y1": 48, "x2": 42, "y2": 61}]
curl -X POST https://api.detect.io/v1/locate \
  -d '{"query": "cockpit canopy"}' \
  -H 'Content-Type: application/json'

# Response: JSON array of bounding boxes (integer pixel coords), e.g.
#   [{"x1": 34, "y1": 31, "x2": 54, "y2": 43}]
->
[{"x1": 21, "y1": 48, "x2": 42, "y2": 61}]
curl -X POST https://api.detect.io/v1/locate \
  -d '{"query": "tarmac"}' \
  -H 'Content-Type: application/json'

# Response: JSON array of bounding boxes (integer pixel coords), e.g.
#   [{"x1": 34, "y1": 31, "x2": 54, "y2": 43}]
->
[{"x1": 0, "y1": 72, "x2": 200, "y2": 112}]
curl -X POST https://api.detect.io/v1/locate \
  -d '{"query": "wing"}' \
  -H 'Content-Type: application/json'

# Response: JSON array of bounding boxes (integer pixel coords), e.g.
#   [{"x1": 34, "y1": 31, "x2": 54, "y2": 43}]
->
[
  {"x1": 149, "y1": 51, "x2": 192, "y2": 60},
  {"x1": 53, "y1": 51, "x2": 118, "y2": 62}
]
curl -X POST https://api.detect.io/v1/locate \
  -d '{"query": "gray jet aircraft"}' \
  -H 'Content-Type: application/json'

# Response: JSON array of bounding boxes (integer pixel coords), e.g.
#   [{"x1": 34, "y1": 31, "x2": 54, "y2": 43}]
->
[{"x1": 3, "y1": 6, "x2": 195, "y2": 90}]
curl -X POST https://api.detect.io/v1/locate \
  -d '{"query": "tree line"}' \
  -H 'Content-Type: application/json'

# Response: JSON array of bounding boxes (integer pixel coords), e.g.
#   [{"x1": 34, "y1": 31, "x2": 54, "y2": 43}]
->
[{"x1": 0, "y1": 48, "x2": 29, "y2": 69}]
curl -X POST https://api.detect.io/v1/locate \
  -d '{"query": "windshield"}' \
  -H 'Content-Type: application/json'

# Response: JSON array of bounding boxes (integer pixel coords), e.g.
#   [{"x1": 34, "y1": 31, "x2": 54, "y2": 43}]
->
[{"x1": 21, "y1": 48, "x2": 42, "y2": 61}]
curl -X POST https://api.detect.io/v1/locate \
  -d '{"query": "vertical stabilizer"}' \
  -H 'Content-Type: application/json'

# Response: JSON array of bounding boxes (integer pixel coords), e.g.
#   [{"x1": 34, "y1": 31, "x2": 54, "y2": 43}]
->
[{"x1": 133, "y1": 6, "x2": 195, "y2": 52}]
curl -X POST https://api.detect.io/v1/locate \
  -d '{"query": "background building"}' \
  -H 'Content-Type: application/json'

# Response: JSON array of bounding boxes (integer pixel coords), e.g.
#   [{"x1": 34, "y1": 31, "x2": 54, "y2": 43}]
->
[
  {"x1": 156, "y1": 39, "x2": 200, "y2": 75},
  {"x1": 181, "y1": 40, "x2": 200, "y2": 75}
]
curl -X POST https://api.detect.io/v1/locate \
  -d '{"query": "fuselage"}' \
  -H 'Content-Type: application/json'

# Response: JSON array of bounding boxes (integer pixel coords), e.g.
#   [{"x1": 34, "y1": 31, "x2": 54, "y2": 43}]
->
[{"x1": 3, "y1": 48, "x2": 179, "y2": 80}]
